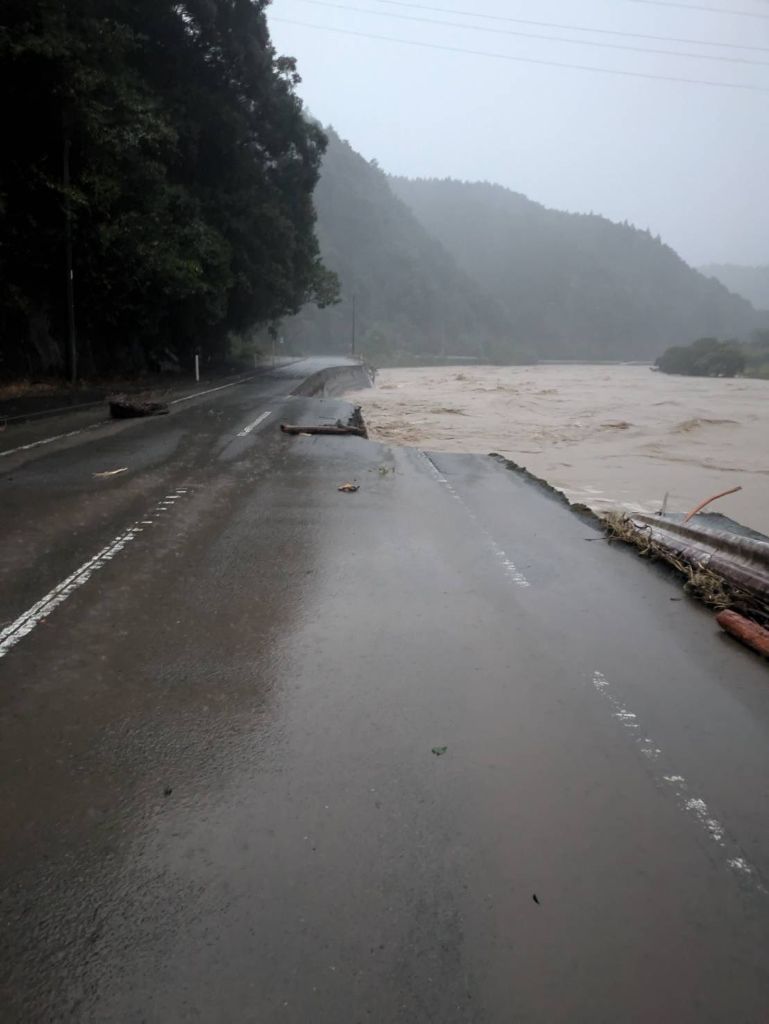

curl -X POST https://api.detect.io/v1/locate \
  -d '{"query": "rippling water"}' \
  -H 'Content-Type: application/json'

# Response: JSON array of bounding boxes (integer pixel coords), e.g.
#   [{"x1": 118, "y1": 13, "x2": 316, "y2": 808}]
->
[{"x1": 346, "y1": 365, "x2": 769, "y2": 535}]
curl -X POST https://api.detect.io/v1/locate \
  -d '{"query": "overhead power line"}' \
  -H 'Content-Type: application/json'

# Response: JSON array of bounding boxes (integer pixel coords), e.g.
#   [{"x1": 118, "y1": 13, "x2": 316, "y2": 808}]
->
[
  {"x1": 359, "y1": 0, "x2": 769, "y2": 53},
  {"x1": 294, "y1": 0, "x2": 769, "y2": 66},
  {"x1": 271, "y1": 16, "x2": 769, "y2": 90},
  {"x1": 630, "y1": 0, "x2": 769, "y2": 17}
]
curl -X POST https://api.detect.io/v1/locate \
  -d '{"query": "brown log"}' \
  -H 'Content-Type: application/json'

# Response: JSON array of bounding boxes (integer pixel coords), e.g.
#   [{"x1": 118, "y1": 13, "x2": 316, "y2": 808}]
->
[
  {"x1": 280, "y1": 424, "x2": 365, "y2": 437},
  {"x1": 109, "y1": 398, "x2": 168, "y2": 419},
  {"x1": 716, "y1": 610, "x2": 769, "y2": 658}
]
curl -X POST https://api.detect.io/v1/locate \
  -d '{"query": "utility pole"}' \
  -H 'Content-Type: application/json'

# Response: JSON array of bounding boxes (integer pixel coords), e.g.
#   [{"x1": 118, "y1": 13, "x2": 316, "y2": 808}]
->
[
  {"x1": 62, "y1": 123, "x2": 77, "y2": 384},
  {"x1": 351, "y1": 294, "x2": 357, "y2": 358}
]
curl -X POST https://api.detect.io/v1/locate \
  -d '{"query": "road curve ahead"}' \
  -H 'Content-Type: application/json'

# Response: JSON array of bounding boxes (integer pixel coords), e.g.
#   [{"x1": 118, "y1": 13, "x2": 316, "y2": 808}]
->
[{"x1": 2, "y1": 360, "x2": 769, "y2": 1022}]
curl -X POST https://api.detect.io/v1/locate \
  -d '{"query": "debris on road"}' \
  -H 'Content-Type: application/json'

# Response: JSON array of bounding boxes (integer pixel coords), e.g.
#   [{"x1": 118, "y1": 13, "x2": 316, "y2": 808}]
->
[
  {"x1": 717, "y1": 610, "x2": 769, "y2": 658},
  {"x1": 431, "y1": 745, "x2": 448, "y2": 756},
  {"x1": 93, "y1": 467, "x2": 127, "y2": 478},
  {"x1": 109, "y1": 396, "x2": 169, "y2": 419},
  {"x1": 338, "y1": 483, "x2": 359, "y2": 493},
  {"x1": 605, "y1": 511, "x2": 769, "y2": 630},
  {"x1": 281, "y1": 423, "x2": 366, "y2": 437}
]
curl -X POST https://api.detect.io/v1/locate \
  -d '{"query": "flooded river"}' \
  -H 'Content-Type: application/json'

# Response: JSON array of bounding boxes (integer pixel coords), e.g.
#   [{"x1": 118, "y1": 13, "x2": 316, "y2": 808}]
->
[{"x1": 345, "y1": 364, "x2": 769, "y2": 536}]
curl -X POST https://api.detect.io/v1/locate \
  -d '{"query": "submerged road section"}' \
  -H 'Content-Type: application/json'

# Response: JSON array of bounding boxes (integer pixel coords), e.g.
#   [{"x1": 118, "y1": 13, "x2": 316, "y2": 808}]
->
[{"x1": 2, "y1": 359, "x2": 769, "y2": 1022}]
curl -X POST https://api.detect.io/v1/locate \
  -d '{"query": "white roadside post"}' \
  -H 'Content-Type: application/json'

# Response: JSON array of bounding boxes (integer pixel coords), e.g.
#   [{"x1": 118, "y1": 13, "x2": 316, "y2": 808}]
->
[{"x1": 194, "y1": 353, "x2": 200, "y2": 382}]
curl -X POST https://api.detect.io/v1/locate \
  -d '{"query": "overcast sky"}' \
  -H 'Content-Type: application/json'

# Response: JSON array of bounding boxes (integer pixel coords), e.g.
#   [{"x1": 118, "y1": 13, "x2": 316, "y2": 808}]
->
[{"x1": 268, "y1": 0, "x2": 769, "y2": 267}]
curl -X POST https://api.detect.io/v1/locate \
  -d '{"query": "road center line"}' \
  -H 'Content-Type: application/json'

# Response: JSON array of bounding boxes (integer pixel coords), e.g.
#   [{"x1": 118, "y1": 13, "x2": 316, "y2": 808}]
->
[
  {"x1": 169, "y1": 376, "x2": 254, "y2": 405},
  {"x1": 237, "y1": 410, "x2": 272, "y2": 437}
]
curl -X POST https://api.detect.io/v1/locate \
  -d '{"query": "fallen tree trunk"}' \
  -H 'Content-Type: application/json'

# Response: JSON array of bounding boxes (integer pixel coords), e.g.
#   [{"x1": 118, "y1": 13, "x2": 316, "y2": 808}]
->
[
  {"x1": 716, "y1": 610, "x2": 769, "y2": 658},
  {"x1": 109, "y1": 397, "x2": 169, "y2": 419},
  {"x1": 280, "y1": 423, "x2": 365, "y2": 437}
]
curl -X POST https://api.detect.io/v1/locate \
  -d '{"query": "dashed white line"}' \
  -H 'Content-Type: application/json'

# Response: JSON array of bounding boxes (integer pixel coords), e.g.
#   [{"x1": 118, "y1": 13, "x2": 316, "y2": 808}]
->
[
  {"x1": 591, "y1": 670, "x2": 762, "y2": 888},
  {"x1": 237, "y1": 410, "x2": 272, "y2": 437},
  {"x1": 169, "y1": 377, "x2": 254, "y2": 405},
  {"x1": 422, "y1": 452, "x2": 531, "y2": 588}
]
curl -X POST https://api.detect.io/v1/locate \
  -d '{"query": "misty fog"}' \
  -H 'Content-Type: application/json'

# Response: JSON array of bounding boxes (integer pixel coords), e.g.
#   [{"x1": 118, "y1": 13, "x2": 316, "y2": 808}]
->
[{"x1": 271, "y1": 0, "x2": 769, "y2": 267}]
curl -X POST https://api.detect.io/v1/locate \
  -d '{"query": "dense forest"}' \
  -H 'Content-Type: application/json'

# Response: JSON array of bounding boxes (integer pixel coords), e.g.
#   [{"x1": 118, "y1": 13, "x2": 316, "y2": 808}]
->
[
  {"x1": 389, "y1": 178, "x2": 761, "y2": 362},
  {"x1": 699, "y1": 265, "x2": 769, "y2": 312},
  {"x1": 277, "y1": 130, "x2": 523, "y2": 364},
  {"x1": 0, "y1": 0, "x2": 337, "y2": 380}
]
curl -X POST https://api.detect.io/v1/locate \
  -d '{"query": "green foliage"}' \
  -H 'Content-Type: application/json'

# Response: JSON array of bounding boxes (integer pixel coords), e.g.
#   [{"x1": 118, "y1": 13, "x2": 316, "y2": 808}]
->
[
  {"x1": 656, "y1": 337, "x2": 747, "y2": 377},
  {"x1": 0, "y1": 0, "x2": 337, "y2": 377}
]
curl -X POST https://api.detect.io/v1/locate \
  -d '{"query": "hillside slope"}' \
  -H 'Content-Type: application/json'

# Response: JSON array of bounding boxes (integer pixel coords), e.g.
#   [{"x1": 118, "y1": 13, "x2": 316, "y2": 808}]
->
[
  {"x1": 280, "y1": 131, "x2": 521, "y2": 362},
  {"x1": 390, "y1": 178, "x2": 758, "y2": 360},
  {"x1": 699, "y1": 265, "x2": 769, "y2": 312}
]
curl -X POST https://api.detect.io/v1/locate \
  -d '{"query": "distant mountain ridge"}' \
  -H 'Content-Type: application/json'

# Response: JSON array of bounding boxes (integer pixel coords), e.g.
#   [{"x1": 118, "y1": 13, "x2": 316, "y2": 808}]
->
[
  {"x1": 279, "y1": 130, "x2": 522, "y2": 362},
  {"x1": 282, "y1": 129, "x2": 762, "y2": 363},
  {"x1": 698, "y1": 265, "x2": 769, "y2": 312},
  {"x1": 389, "y1": 177, "x2": 759, "y2": 361}
]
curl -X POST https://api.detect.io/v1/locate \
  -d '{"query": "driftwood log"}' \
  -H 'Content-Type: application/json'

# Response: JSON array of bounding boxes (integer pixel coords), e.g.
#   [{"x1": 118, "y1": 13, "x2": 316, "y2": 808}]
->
[
  {"x1": 716, "y1": 610, "x2": 769, "y2": 658},
  {"x1": 280, "y1": 423, "x2": 365, "y2": 437},
  {"x1": 109, "y1": 397, "x2": 169, "y2": 419}
]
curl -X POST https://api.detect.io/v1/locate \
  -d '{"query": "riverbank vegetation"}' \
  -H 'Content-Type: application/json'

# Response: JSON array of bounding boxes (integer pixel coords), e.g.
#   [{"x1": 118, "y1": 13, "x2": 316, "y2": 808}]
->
[{"x1": 656, "y1": 332, "x2": 769, "y2": 378}]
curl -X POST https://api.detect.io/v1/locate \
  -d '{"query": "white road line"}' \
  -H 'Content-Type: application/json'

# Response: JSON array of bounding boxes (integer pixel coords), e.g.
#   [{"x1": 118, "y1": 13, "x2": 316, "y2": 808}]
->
[
  {"x1": 0, "y1": 421, "x2": 108, "y2": 459},
  {"x1": 422, "y1": 452, "x2": 531, "y2": 588},
  {"x1": 1, "y1": 378, "x2": 255, "y2": 459},
  {"x1": 591, "y1": 671, "x2": 763, "y2": 890},
  {"x1": 169, "y1": 377, "x2": 254, "y2": 405},
  {"x1": 237, "y1": 410, "x2": 271, "y2": 437},
  {"x1": 0, "y1": 490, "x2": 191, "y2": 661},
  {"x1": 0, "y1": 525, "x2": 141, "y2": 661}
]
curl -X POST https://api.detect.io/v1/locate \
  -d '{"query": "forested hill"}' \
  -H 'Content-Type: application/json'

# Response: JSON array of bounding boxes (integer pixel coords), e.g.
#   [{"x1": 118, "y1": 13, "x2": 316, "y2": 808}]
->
[
  {"x1": 389, "y1": 177, "x2": 759, "y2": 361},
  {"x1": 1, "y1": 2, "x2": 336, "y2": 379},
  {"x1": 279, "y1": 130, "x2": 523, "y2": 362},
  {"x1": 698, "y1": 265, "x2": 769, "y2": 312}
]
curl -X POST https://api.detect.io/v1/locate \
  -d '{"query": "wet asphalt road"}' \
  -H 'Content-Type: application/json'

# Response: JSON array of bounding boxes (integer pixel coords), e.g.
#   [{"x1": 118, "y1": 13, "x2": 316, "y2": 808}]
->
[{"x1": 2, "y1": 358, "x2": 769, "y2": 1022}]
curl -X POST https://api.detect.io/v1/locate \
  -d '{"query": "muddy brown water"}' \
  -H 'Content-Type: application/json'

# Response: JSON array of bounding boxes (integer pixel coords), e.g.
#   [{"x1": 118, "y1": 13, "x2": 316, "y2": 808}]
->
[{"x1": 345, "y1": 364, "x2": 769, "y2": 536}]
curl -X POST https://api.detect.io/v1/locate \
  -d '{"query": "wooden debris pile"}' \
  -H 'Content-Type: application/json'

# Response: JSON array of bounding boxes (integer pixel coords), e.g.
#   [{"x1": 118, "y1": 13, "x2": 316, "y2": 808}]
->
[{"x1": 605, "y1": 511, "x2": 769, "y2": 659}]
